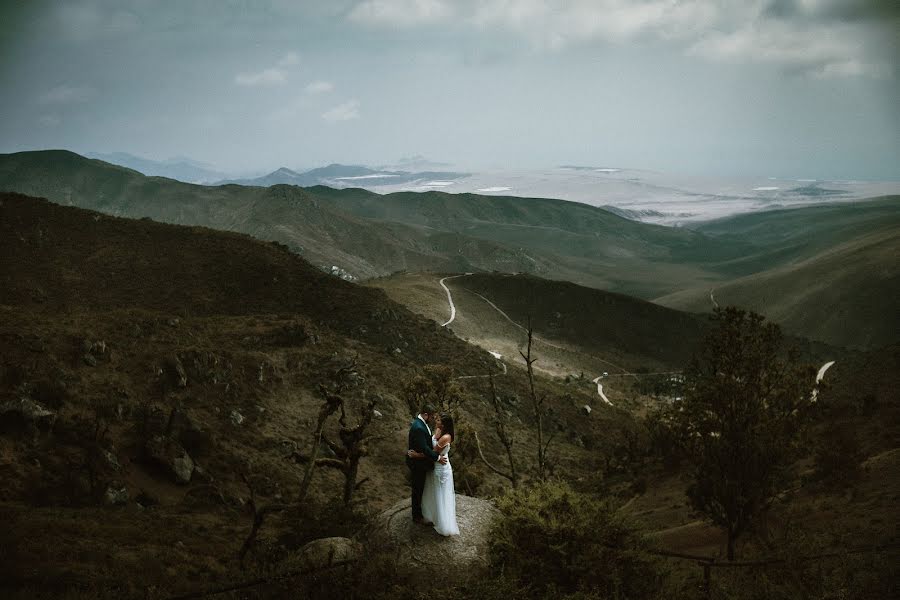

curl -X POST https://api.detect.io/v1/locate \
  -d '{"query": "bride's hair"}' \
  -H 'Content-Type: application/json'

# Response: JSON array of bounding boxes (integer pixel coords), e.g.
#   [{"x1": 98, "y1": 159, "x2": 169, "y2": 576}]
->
[{"x1": 439, "y1": 413, "x2": 455, "y2": 441}]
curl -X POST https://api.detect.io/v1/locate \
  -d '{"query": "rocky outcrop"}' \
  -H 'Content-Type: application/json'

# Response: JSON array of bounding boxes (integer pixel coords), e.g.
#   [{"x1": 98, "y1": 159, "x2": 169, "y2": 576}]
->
[
  {"x1": 282, "y1": 537, "x2": 362, "y2": 573},
  {"x1": 145, "y1": 435, "x2": 194, "y2": 484},
  {"x1": 367, "y1": 495, "x2": 499, "y2": 583},
  {"x1": 0, "y1": 397, "x2": 56, "y2": 431}
]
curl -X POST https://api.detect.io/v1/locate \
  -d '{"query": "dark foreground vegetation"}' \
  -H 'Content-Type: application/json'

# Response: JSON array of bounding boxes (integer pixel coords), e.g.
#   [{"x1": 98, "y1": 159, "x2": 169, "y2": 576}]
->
[{"x1": 1, "y1": 193, "x2": 896, "y2": 599}]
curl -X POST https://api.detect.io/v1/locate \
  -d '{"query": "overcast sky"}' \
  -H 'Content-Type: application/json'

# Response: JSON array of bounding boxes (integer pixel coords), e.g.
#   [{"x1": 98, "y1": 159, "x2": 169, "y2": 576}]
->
[{"x1": 1, "y1": 0, "x2": 897, "y2": 178}]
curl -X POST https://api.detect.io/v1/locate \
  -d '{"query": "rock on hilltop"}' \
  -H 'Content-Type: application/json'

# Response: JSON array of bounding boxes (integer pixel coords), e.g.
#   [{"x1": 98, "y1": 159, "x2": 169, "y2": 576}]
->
[{"x1": 368, "y1": 495, "x2": 499, "y2": 583}]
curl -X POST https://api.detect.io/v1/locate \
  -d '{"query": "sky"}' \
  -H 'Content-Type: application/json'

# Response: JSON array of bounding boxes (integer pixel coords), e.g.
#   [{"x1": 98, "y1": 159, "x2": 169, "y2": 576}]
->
[{"x1": 1, "y1": 0, "x2": 898, "y2": 179}]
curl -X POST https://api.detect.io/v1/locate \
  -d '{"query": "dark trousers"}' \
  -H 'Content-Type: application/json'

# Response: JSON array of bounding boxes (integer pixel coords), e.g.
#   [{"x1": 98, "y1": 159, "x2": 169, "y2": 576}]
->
[{"x1": 410, "y1": 467, "x2": 427, "y2": 520}]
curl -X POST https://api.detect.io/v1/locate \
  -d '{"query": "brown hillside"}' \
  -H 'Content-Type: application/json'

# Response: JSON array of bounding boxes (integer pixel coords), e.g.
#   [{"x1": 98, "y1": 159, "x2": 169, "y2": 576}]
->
[
  {"x1": 0, "y1": 192, "x2": 623, "y2": 596},
  {"x1": 0, "y1": 192, "x2": 486, "y2": 369}
]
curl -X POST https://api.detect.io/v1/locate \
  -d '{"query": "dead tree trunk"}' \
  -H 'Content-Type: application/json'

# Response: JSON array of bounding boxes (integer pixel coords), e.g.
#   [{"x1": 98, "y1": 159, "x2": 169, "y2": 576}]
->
[
  {"x1": 315, "y1": 393, "x2": 379, "y2": 505},
  {"x1": 297, "y1": 385, "x2": 342, "y2": 503},
  {"x1": 473, "y1": 373, "x2": 518, "y2": 488},
  {"x1": 238, "y1": 474, "x2": 292, "y2": 568},
  {"x1": 240, "y1": 360, "x2": 360, "y2": 565},
  {"x1": 520, "y1": 318, "x2": 554, "y2": 480}
]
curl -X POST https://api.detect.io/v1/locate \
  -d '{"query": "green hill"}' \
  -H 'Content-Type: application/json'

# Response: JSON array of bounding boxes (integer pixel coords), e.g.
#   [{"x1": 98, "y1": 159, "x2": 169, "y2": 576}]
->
[
  {"x1": 0, "y1": 150, "x2": 738, "y2": 299},
  {"x1": 0, "y1": 150, "x2": 547, "y2": 281},
  {"x1": 688, "y1": 196, "x2": 900, "y2": 276},
  {"x1": 1, "y1": 192, "x2": 895, "y2": 598},
  {"x1": 370, "y1": 271, "x2": 709, "y2": 388},
  {"x1": 2, "y1": 150, "x2": 896, "y2": 350},
  {"x1": 659, "y1": 199, "x2": 900, "y2": 349}
]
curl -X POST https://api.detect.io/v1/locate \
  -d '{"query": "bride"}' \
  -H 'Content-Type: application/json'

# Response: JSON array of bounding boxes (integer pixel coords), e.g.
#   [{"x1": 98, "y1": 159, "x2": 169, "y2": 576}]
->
[{"x1": 408, "y1": 413, "x2": 459, "y2": 536}]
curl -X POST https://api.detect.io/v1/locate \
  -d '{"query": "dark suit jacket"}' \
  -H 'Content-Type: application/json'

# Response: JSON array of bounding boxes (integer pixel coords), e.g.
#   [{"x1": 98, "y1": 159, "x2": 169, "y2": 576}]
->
[{"x1": 406, "y1": 417, "x2": 439, "y2": 471}]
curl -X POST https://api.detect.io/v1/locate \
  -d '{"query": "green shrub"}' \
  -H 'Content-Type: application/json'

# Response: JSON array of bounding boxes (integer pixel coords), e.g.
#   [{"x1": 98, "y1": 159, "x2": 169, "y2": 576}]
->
[{"x1": 490, "y1": 481, "x2": 666, "y2": 599}]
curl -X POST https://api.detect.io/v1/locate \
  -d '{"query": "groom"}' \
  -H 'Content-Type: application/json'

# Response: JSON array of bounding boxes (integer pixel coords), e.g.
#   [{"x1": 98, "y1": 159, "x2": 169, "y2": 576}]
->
[{"x1": 406, "y1": 404, "x2": 447, "y2": 524}]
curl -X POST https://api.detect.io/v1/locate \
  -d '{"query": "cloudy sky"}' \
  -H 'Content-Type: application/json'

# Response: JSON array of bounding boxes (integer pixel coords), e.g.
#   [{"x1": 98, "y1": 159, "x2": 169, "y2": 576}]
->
[{"x1": 1, "y1": 0, "x2": 897, "y2": 178}]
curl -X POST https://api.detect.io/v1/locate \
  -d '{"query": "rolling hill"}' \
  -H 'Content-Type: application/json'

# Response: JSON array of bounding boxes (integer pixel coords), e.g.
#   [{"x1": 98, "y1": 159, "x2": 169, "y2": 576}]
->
[
  {"x1": 1, "y1": 193, "x2": 894, "y2": 597},
  {"x1": 86, "y1": 151, "x2": 227, "y2": 183},
  {"x1": 0, "y1": 150, "x2": 548, "y2": 281},
  {"x1": 1, "y1": 191, "x2": 629, "y2": 594},
  {"x1": 1, "y1": 150, "x2": 896, "y2": 350},
  {"x1": 0, "y1": 150, "x2": 743, "y2": 299},
  {"x1": 370, "y1": 272, "x2": 711, "y2": 384},
  {"x1": 658, "y1": 198, "x2": 900, "y2": 348}
]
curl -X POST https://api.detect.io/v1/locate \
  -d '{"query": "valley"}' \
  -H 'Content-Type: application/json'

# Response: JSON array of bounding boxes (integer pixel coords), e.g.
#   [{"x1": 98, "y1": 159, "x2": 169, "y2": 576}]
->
[
  {"x1": 0, "y1": 157, "x2": 896, "y2": 598},
  {"x1": 4, "y1": 3, "x2": 898, "y2": 596},
  {"x1": 1, "y1": 150, "x2": 896, "y2": 350}
]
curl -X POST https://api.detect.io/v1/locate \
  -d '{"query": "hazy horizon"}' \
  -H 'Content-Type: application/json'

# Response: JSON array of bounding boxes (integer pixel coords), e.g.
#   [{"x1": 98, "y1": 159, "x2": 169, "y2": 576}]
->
[{"x1": 2, "y1": 1, "x2": 898, "y2": 180}]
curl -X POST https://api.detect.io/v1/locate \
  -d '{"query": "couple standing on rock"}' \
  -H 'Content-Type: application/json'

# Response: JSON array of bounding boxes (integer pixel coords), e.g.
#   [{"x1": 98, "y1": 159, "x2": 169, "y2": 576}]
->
[{"x1": 406, "y1": 404, "x2": 460, "y2": 536}]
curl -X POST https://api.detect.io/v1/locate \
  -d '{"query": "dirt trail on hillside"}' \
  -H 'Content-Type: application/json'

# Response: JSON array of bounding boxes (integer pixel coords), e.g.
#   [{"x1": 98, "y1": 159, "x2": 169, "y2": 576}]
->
[
  {"x1": 439, "y1": 274, "x2": 470, "y2": 326},
  {"x1": 439, "y1": 275, "x2": 629, "y2": 399}
]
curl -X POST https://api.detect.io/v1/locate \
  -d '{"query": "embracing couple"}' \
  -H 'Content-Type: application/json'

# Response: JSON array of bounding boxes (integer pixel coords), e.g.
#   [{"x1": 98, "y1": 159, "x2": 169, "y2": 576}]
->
[{"x1": 405, "y1": 404, "x2": 460, "y2": 536}]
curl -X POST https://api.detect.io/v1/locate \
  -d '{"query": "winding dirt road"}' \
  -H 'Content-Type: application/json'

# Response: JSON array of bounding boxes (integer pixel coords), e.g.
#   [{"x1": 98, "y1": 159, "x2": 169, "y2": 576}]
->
[
  {"x1": 438, "y1": 275, "x2": 625, "y2": 399},
  {"x1": 591, "y1": 377, "x2": 614, "y2": 406},
  {"x1": 811, "y1": 360, "x2": 836, "y2": 402},
  {"x1": 439, "y1": 274, "x2": 470, "y2": 327}
]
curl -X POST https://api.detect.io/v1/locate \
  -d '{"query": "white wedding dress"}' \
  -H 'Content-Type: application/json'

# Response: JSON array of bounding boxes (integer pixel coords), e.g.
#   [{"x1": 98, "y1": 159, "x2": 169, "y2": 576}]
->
[{"x1": 421, "y1": 435, "x2": 460, "y2": 536}]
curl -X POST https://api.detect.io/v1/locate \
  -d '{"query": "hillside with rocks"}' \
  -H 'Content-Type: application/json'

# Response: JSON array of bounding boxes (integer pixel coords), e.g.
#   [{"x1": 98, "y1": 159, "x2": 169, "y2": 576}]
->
[{"x1": 0, "y1": 192, "x2": 639, "y2": 596}]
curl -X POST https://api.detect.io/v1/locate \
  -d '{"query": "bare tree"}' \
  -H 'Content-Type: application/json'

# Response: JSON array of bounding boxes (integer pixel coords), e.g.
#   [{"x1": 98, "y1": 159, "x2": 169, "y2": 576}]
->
[
  {"x1": 238, "y1": 359, "x2": 353, "y2": 566},
  {"x1": 473, "y1": 373, "x2": 519, "y2": 488},
  {"x1": 313, "y1": 392, "x2": 380, "y2": 505},
  {"x1": 296, "y1": 358, "x2": 359, "y2": 502},
  {"x1": 520, "y1": 317, "x2": 555, "y2": 480},
  {"x1": 238, "y1": 473, "x2": 291, "y2": 567}
]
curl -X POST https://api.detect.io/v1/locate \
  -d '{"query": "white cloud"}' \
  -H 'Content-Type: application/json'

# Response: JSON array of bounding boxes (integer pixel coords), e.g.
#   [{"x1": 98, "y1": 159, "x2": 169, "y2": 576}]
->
[
  {"x1": 322, "y1": 100, "x2": 361, "y2": 122},
  {"x1": 349, "y1": 0, "x2": 453, "y2": 26},
  {"x1": 471, "y1": 0, "x2": 721, "y2": 47},
  {"x1": 235, "y1": 52, "x2": 300, "y2": 86},
  {"x1": 235, "y1": 67, "x2": 287, "y2": 86},
  {"x1": 345, "y1": 0, "x2": 890, "y2": 78},
  {"x1": 39, "y1": 84, "x2": 95, "y2": 105},
  {"x1": 688, "y1": 20, "x2": 891, "y2": 79},
  {"x1": 305, "y1": 80, "x2": 334, "y2": 94}
]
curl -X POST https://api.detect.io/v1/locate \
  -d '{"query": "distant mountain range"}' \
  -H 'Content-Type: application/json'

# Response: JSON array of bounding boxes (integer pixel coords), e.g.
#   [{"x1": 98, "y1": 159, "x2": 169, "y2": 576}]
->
[
  {"x1": 90, "y1": 151, "x2": 469, "y2": 190},
  {"x1": 216, "y1": 163, "x2": 469, "y2": 188},
  {"x1": 0, "y1": 149, "x2": 896, "y2": 349},
  {"x1": 86, "y1": 151, "x2": 227, "y2": 184}
]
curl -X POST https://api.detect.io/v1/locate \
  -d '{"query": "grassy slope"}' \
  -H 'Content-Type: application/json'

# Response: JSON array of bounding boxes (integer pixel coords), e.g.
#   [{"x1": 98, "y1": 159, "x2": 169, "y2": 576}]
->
[
  {"x1": 2, "y1": 151, "x2": 895, "y2": 349},
  {"x1": 688, "y1": 196, "x2": 900, "y2": 275},
  {"x1": 0, "y1": 150, "x2": 737, "y2": 299},
  {"x1": 0, "y1": 150, "x2": 545, "y2": 281},
  {"x1": 313, "y1": 184, "x2": 748, "y2": 296},
  {"x1": 658, "y1": 199, "x2": 900, "y2": 349},
  {"x1": 371, "y1": 272, "x2": 710, "y2": 377},
  {"x1": 1, "y1": 192, "x2": 631, "y2": 595},
  {"x1": 453, "y1": 273, "x2": 709, "y2": 369},
  {"x1": 1, "y1": 192, "x2": 895, "y2": 594}
]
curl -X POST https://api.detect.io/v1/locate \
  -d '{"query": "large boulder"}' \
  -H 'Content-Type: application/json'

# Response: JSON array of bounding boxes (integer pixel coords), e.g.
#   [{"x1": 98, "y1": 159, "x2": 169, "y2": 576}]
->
[
  {"x1": 282, "y1": 537, "x2": 362, "y2": 573},
  {"x1": 145, "y1": 435, "x2": 194, "y2": 484},
  {"x1": 367, "y1": 495, "x2": 499, "y2": 583}
]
